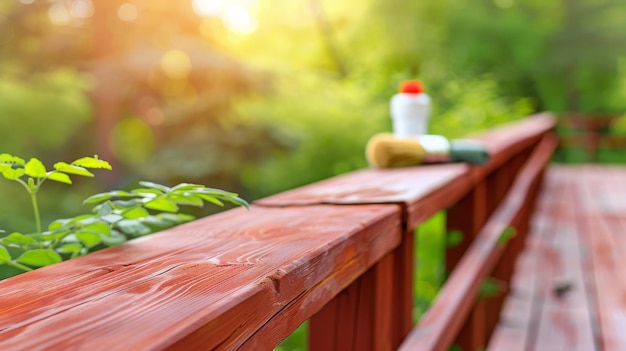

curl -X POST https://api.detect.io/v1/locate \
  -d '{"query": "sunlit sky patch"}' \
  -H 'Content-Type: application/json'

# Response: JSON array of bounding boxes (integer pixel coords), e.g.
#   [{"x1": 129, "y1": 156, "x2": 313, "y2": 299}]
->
[{"x1": 192, "y1": 0, "x2": 259, "y2": 35}]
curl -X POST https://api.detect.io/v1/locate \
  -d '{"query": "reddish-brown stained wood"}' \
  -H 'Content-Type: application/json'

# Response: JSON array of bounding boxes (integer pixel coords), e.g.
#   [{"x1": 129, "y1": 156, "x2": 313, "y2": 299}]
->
[
  {"x1": 0, "y1": 205, "x2": 401, "y2": 350},
  {"x1": 575, "y1": 166, "x2": 626, "y2": 351},
  {"x1": 489, "y1": 170, "x2": 596, "y2": 350},
  {"x1": 255, "y1": 114, "x2": 556, "y2": 231},
  {"x1": 446, "y1": 177, "x2": 489, "y2": 351},
  {"x1": 0, "y1": 114, "x2": 560, "y2": 351},
  {"x1": 256, "y1": 164, "x2": 472, "y2": 230},
  {"x1": 473, "y1": 113, "x2": 555, "y2": 176},
  {"x1": 399, "y1": 134, "x2": 557, "y2": 351},
  {"x1": 309, "y1": 253, "x2": 395, "y2": 351},
  {"x1": 531, "y1": 179, "x2": 595, "y2": 350},
  {"x1": 392, "y1": 229, "x2": 416, "y2": 348}
]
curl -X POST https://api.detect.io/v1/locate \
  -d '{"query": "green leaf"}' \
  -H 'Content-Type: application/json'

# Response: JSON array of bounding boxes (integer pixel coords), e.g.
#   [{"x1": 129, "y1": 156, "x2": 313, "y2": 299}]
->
[
  {"x1": 0, "y1": 246, "x2": 11, "y2": 264},
  {"x1": 94, "y1": 201, "x2": 114, "y2": 216},
  {"x1": 117, "y1": 219, "x2": 152, "y2": 236},
  {"x1": 110, "y1": 199, "x2": 143, "y2": 208},
  {"x1": 169, "y1": 193, "x2": 205, "y2": 207},
  {"x1": 2, "y1": 232, "x2": 37, "y2": 244},
  {"x1": 497, "y1": 227, "x2": 516, "y2": 245},
  {"x1": 0, "y1": 153, "x2": 25, "y2": 165},
  {"x1": 83, "y1": 190, "x2": 132, "y2": 204},
  {"x1": 46, "y1": 172, "x2": 72, "y2": 184},
  {"x1": 25, "y1": 158, "x2": 47, "y2": 178},
  {"x1": 48, "y1": 218, "x2": 72, "y2": 231},
  {"x1": 447, "y1": 230, "x2": 464, "y2": 248},
  {"x1": 53, "y1": 162, "x2": 94, "y2": 177},
  {"x1": 83, "y1": 222, "x2": 112, "y2": 237},
  {"x1": 189, "y1": 187, "x2": 237, "y2": 197},
  {"x1": 101, "y1": 214, "x2": 124, "y2": 223},
  {"x1": 145, "y1": 197, "x2": 179, "y2": 212},
  {"x1": 16, "y1": 249, "x2": 62, "y2": 267},
  {"x1": 76, "y1": 232, "x2": 102, "y2": 247},
  {"x1": 57, "y1": 243, "x2": 83, "y2": 254},
  {"x1": 156, "y1": 213, "x2": 195, "y2": 224},
  {"x1": 479, "y1": 277, "x2": 504, "y2": 299},
  {"x1": 131, "y1": 189, "x2": 162, "y2": 198},
  {"x1": 225, "y1": 196, "x2": 250, "y2": 209},
  {"x1": 138, "y1": 181, "x2": 171, "y2": 192},
  {"x1": 33, "y1": 230, "x2": 71, "y2": 242},
  {"x1": 101, "y1": 230, "x2": 127, "y2": 246},
  {"x1": 196, "y1": 194, "x2": 224, "y2": 207},
  {"x1": 122, "y1": 207, "x2": 149, "y2": 219},
  {"x1": 0, "y1": 165, "x2": 25, "y2": 180},
  {"x1": 71, "y1": 156, "x2": 112, "y2": 170},
  {"x1": 171, "y1": 183, "x2": 203, "y2": 191},
  {"x1": 142, "y1": 216, "x2": 173, "y2": 230},
  {"x1": 68, "y1": 214, "x2": 98, "y2": 226}
]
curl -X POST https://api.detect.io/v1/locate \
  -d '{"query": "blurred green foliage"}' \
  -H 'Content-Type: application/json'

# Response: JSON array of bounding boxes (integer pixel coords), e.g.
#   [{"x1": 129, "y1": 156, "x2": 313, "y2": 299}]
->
[{"x1": 0, "y1": 0, "x2": 625, "y2": 347}]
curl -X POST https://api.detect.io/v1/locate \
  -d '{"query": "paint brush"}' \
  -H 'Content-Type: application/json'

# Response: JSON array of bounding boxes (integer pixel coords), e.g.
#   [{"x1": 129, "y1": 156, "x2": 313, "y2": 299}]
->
[{"x1": 366, "y1": 133, "x2": 489, "y2": 168}]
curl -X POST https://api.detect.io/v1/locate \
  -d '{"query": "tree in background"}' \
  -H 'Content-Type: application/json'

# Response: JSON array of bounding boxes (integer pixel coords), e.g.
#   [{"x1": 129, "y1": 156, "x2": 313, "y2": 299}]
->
[
  {"x1": 441, "y1": 0, "x2": 626, "y2": 113},
  {"x1": 0, "y1": 0, "x2": 289, "y2": 230},
  {"x1": 1, "y1": 0, "x2": 624, "y2": 228}
]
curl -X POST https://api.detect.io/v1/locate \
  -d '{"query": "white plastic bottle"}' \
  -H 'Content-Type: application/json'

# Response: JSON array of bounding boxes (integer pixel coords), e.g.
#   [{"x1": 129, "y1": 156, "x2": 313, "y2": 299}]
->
[{"x1": 390, "y1": 80, "x2": 431, "y2": 138}]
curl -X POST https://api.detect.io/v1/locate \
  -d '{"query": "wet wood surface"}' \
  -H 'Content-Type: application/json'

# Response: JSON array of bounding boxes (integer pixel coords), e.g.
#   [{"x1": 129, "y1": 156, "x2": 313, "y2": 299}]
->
[
  {"x1": 399, "y1": 133, "x2": 557, "y2": 351},
  {"x1": 0, "y1": 205, "x2": 401, "y2": 350},
  {"x1": 256, "y1": 113, "x2": 555, "y2": 230},
  {"x1": 489, "y1": 165, "x2": 626, "y2": 350},
  {"x1": 0, "y1": 113, "x2": 560, "y2": 350}
]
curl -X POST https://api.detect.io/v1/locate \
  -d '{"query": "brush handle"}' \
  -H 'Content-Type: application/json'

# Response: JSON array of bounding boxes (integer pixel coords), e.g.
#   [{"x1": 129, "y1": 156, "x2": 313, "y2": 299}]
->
[
  {"x1": 416, "y1": 135, "x2": 451, "y2": 163},
  {"x1": 450, "y1": 141, "x2": 490, "y2": 165}
]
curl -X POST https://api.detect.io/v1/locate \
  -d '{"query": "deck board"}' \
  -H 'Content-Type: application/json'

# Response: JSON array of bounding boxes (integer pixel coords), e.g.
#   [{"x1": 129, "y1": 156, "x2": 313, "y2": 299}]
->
[{"x1": 490, "y1": 165, "x2": 626, "y2": 350}]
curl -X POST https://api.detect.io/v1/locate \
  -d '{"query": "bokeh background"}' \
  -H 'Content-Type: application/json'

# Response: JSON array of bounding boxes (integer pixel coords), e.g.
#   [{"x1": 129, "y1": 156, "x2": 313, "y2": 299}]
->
[{"x1": 1, "y1": 1, "x2": 626, "y2": 347}]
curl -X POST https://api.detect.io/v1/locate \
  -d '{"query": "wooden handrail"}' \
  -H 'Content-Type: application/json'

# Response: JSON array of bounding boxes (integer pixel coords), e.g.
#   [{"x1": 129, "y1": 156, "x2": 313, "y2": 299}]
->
[
  {"x1": 0, "y1": 114, "x2": 556, "y2": 350},
  {"x1": 399, "y1": 133, "x2": 558, "y2": 350}
]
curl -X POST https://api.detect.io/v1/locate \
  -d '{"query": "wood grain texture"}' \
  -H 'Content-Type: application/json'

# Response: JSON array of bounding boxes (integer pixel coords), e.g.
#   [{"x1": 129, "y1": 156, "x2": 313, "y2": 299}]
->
[
  {"x1": 489, "y1": 168, "x2": 597, "y2": 351},
  {"x1": 0, "y1": 204, "x2": 401, "y2": 350},
  {"x1": 399, "y1": 134, "x2": 557, "y2": 351},
  {"x1": 255, "y1": 114, "x2": 556, "y2": 231},
  {"x1": 574, "y1": 166, "x2": 626, "y2": 351},
  {"x1": 0, "y1": 114, "x2": 559, "y2": 351},
  {"x1": 446, "y1": 178, "x2": 489, "y2": 351},
  {"x1": 256, "y1": 164, "x2": 471, "y2": 230},
  {"x1": 309, "y1": 253, "x2": 395, "y2": 351},
  {"x1": 472, "y1": 113, "x2": 555, "y2": 176}
]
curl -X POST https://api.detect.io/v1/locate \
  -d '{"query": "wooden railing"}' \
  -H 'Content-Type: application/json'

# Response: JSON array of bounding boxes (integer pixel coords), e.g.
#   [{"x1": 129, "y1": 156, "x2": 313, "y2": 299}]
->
[
  {"x1": 0, "y1": 114, "x2": 556, "y2": 350},
  {"x1": 555, "y1": 113, "x2": 626, "y2": 163}
]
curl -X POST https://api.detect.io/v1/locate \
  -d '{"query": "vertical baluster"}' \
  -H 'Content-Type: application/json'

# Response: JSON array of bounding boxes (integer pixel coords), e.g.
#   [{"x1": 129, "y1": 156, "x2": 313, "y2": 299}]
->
[
  {"x1": 446, "y1": 175, "x2": 488, "y2": 350},
  {"x1": 309, "y1": 253, "x2": 396, "y2": 351}
]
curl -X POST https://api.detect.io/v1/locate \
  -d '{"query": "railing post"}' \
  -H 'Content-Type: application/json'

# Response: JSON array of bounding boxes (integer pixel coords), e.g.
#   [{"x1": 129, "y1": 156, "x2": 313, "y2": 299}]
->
[
  {"x1": 393, "y1": 225, "x2": 415, "y2": 348},
  {"x1": 446, "y1": 176, "x2": 488, "y2": 350},
  {"x1": 309, "y1": 252, "x2": 395, "y2": 351}
]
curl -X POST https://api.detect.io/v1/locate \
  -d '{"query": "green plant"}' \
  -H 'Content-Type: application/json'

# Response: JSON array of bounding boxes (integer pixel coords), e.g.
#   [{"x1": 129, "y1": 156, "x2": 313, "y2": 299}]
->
[{"x1": 0, "y1": 153, "x2": 248, "y2": 280}]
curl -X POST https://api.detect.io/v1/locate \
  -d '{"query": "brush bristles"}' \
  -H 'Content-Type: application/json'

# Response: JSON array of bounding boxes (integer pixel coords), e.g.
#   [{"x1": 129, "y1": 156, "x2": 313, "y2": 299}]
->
[{"x1": 366, "y1": 133, "x2": 426, "y2": 168}]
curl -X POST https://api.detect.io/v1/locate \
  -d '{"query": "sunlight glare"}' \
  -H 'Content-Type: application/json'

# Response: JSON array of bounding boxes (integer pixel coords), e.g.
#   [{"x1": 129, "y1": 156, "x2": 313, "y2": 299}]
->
[
  {"x1": 192, "y1": 0, "x2": 258, "y2": 35},
  {"x1": 224, "y1": 5, "x2": 257, "y2": 35},
  {"x1": 192, "y1": 0, "x2": 222, "y2": 17}
]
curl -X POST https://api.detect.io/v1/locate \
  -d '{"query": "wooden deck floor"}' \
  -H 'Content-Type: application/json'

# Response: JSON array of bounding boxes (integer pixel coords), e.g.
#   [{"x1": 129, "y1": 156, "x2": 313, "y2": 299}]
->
[{"x1": 489, "y1": 165, "x2": 626, "y2": 351}]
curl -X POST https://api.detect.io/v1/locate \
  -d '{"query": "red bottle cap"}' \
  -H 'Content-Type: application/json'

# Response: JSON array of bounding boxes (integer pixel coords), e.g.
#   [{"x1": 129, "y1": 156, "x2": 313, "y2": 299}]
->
[{"x1": 399, "y1": 80, "x2": 423, "y2": 94}]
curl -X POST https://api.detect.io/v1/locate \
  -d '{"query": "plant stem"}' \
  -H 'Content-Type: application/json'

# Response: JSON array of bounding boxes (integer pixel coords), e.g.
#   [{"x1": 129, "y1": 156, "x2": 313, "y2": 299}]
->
[
  {"x1": 9, "y1": 261, "x2": 33, "y2": 272},
  {"x1": 30, "y1": 192, "x2": 42, "y2": 234}
]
